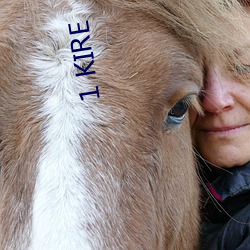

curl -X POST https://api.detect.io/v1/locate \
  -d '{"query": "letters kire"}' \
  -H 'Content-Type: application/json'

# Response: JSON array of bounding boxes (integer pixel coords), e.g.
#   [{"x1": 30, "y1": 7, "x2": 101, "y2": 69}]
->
[{"x1": 68, "y1": 21, "x2": 100, "y2": 100}]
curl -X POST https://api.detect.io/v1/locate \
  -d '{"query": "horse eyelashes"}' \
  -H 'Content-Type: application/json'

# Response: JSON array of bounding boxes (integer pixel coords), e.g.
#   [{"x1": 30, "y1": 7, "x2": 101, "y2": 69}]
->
[
  {"x1": 165, "y1": 96, "x2": 194, "y2": 127},
  {"x1": 169, "y1": 100, "x2": 188, "y2": 118}
]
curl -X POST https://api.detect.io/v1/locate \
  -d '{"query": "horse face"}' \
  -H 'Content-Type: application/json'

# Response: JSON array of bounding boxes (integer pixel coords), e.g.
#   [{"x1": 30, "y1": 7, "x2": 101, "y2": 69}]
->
[
  {"x1": 89, "y1": 11, "x2": 203, "y2": 249},
  {"x1": 0, "y1": 1, "x2": 202, "y2": 249}
]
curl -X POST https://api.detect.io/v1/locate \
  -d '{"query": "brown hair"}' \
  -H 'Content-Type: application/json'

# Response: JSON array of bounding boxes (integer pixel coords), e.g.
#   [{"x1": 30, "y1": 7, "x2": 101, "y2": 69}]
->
[{"x1": 95, "y1": 0, "x2": 247, "y2": 70}]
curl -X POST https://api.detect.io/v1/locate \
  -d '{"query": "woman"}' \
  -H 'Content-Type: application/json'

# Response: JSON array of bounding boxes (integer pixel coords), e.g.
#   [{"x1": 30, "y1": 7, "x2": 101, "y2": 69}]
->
[{"x1": 191, "y1": 3, "x2": 250, "y2": 249}]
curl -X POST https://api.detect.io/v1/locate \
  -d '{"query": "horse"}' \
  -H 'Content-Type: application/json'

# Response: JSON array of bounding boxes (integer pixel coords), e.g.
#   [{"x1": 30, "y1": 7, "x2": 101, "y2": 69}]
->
[{"x1": 0, "y1": 0, "x2": 245, "y2": 249}]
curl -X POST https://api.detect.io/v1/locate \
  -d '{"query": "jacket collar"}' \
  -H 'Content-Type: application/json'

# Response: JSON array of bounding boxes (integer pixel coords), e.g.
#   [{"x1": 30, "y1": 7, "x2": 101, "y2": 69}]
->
[{"x1": 201, "y1": 161, "x2": 250, "y2": 202}]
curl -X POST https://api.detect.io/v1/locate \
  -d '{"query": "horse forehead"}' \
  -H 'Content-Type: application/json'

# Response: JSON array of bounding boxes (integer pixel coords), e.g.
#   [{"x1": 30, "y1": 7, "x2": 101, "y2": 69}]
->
[
  {"x1": 0, "y1": 1, "x2": 203, "y2": 99},
  {"x1": 106, "y1": 12, "x2": 203, "y2": 80},
  {"x1": 112, "y1": 12, "x2": 197, "y2": 57},
  {"x1": 99, "y1": 15, "x2": 203, "y2": 100}
]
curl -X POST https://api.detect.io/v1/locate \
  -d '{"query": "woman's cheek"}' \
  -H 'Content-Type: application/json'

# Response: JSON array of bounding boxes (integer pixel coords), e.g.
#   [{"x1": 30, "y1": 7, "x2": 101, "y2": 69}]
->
[{"x1": 189, "y1": 108, "x2": 198, "y2": 127}]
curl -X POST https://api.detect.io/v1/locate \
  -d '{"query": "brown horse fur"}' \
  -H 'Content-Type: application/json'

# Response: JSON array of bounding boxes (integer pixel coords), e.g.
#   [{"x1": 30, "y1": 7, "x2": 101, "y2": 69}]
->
[{"x1": 0, "y1": 0, "x2": 247, "y2": 249}]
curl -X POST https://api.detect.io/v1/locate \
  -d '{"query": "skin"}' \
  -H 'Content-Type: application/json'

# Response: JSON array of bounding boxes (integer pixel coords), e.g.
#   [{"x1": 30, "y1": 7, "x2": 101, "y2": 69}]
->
[{"x1": 191, "y1": 6, "x2": 250, "y2": 168}]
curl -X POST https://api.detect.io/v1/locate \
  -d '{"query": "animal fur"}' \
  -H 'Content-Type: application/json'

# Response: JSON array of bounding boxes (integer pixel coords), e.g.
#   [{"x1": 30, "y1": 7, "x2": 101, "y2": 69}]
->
[{"x1": 0, "y1": 0, "x2": 246, "y2": 249}]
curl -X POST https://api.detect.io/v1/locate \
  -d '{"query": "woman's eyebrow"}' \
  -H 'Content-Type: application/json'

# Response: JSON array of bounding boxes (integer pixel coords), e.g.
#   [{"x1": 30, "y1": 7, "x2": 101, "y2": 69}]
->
[{"x1": 236, "y1": 44, "x2": 250, "y2": 57}]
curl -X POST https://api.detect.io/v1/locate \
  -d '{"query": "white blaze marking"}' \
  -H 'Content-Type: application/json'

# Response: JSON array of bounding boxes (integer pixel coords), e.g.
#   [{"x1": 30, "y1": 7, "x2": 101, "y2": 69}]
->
[{"x1": 29, "y1": 1, "x2": 104, "y2": 249}]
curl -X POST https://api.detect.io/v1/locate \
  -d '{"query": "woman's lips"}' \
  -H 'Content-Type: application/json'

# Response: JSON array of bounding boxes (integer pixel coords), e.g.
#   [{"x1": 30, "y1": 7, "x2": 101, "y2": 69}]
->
[{"x1": 200, "y1": 124, "x2": 249, "y2": 136}]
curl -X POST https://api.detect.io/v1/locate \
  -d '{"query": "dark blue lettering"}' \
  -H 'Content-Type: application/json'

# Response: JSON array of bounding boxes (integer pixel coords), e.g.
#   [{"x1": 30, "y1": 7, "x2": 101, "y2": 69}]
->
[
  {"x1": 68, "y1": 21, "x2": 100, "y2": 99},
  {"x1": 68, "y1": 21, "x2": 89, "y2": 35},
  {"x1": 79, "y1": 86, "x2": 100, "y2": 100},
  {"x1": 71, "y1": 36, "x2": 91, "y2": 53},
  {"x1": 74, "y1": 60, "x2": 96, "y2": 76},
  {"x1": 73, "y1": 52, "x2": 94, "y2": 61}
]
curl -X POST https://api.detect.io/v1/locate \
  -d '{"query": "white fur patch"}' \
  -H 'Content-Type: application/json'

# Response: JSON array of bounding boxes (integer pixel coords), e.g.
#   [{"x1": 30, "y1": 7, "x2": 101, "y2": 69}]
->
[{"x1": 29, "y1": 1, "x2": 105, "y2": 249}]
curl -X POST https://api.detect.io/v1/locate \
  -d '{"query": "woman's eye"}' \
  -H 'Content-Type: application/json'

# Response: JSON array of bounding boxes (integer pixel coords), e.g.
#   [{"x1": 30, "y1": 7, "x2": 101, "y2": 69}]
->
[
  {"x1": 235, "y1": 64, "x2": 250, "y2": 76},
  {"x1": 165, "y1": 98, "x2": 190, "y2": 126}
]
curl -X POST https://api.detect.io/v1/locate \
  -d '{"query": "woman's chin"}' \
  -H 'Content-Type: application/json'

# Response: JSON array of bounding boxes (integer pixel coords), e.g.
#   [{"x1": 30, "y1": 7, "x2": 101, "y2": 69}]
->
[{"x1": 203, "y1": 155, "x2": 249, "y2": 169}]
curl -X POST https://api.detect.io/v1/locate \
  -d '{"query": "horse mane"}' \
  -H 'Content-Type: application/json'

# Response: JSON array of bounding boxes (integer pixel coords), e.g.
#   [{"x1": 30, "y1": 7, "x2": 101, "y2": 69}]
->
[{"x1": 92, "y1": 0, "x2": 247, "y2": 71}]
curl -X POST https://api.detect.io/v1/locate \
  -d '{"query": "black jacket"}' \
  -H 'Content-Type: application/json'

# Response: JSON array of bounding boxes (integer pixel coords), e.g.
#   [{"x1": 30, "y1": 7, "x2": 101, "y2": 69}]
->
[{"x1": 199, "y1": 161, "x2": 250, "y2": 250}]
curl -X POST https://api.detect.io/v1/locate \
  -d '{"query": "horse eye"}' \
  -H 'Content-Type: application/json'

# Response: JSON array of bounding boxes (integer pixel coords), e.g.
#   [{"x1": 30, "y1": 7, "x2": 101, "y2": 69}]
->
[{"x1": 166, "y1": 98, "x2": 189, "y2": 126}]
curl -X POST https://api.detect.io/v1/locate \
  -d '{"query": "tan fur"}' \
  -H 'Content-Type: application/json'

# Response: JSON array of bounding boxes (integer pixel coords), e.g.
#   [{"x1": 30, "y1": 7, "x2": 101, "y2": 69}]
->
[{"x1": 0, "y1": 0, "x2": 246, "y2": 249}]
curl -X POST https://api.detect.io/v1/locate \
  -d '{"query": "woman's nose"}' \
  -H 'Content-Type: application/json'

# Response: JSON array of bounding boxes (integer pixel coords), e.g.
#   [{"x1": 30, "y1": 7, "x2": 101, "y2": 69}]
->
[{"x1": 201, "y1": 66, "x2": 235, "y2": 113}]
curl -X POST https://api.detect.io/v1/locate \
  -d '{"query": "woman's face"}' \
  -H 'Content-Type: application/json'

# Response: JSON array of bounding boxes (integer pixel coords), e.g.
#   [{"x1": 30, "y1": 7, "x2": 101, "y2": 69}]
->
[{"x1": 191, "y1": 8, "x2": 250, "y2": 168}]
